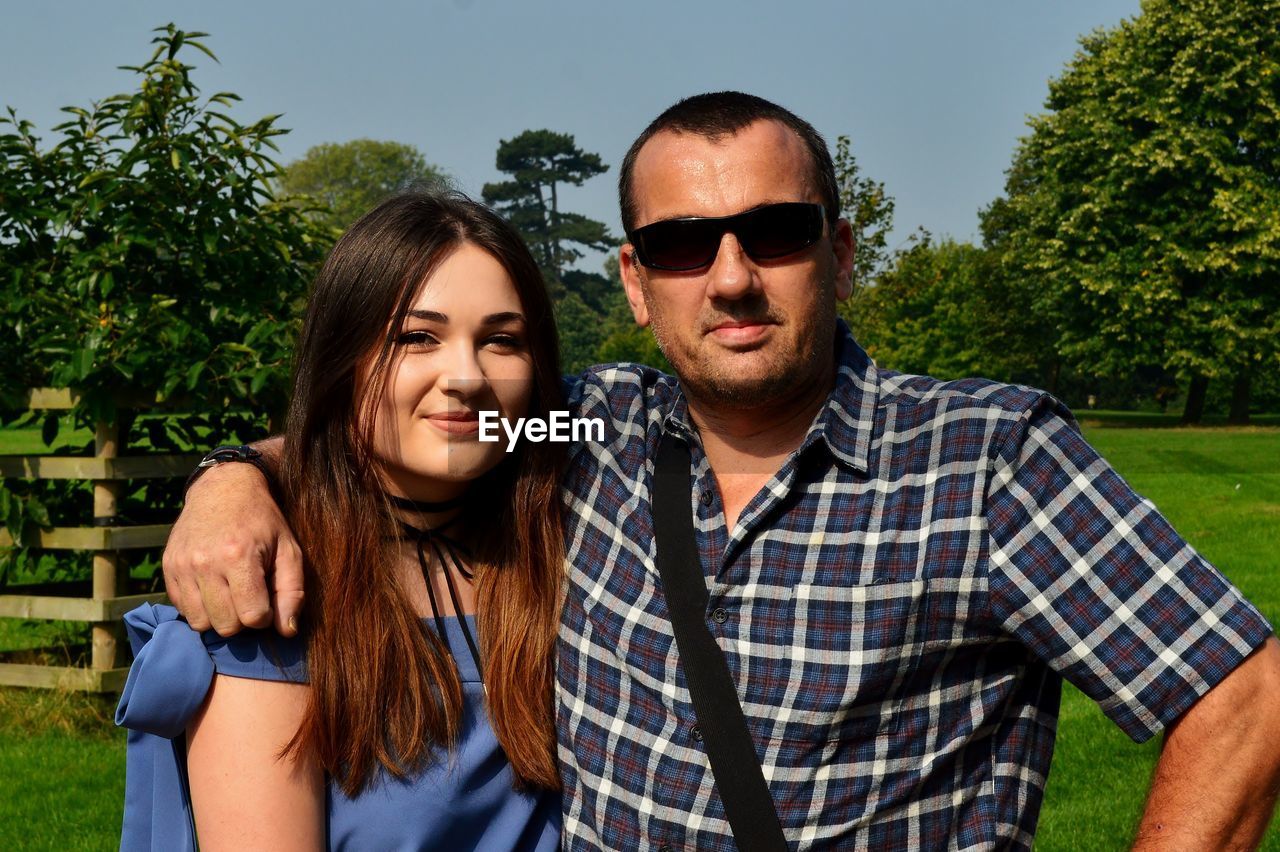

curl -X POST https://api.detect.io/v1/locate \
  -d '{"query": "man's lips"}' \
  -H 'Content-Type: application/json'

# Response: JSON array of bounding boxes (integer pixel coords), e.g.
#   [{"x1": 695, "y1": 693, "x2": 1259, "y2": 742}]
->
[{"x1": 706, "y1": 319, "x2": 775, "y2": 345}]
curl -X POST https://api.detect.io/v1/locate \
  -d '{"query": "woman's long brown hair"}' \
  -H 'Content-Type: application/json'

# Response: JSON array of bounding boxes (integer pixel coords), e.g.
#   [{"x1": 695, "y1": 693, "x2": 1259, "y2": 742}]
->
[{"x1": 280, "y1": 190, "x2": 564, "y2": 795}]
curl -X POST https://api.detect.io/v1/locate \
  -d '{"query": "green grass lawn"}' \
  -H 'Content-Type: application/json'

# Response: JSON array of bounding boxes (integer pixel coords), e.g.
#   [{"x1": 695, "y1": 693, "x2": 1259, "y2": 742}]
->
[
  {"x1": 2, "y1": 418, "x2": 136, "y2": 849},
  {"x1": 0, "y1": 687, "x2": 124, "y2": 851},
  {"x1": 1, "y1": 422, "x2": 1277, "y2": 848},
  {"x1": 0, "y1": 420, "x2": 92, "y2": 455}
]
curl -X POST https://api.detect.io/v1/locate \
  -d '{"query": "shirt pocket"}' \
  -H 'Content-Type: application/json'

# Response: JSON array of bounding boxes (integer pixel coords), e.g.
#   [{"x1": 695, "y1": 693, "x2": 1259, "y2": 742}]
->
[{"x1": 788, "y1": 578, "x2": 928, "y2": 741}]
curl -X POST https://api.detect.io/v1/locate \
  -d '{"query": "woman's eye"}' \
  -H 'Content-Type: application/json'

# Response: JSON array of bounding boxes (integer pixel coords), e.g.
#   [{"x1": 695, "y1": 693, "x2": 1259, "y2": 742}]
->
[
  {"x1": 485, "y1": 333, "x2": 525, "y2": 351},
  {"x1": 396, "y1": 330, "x2": 438, "y2": 347}
]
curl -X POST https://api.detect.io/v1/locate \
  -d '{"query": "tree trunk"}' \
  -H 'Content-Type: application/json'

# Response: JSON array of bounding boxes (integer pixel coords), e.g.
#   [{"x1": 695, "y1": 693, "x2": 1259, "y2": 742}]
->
[
  {"x1": 533, "y1": 182, "x2": 555, "y2": 276},
  {"x1": 1228, "y1": 369, "x2": 1251, "y2": 425},
  {"x1": 549, "y1": 180, "x2": 561, "y2": 281},
  {"x1": 1181, "y1": 374, "x2": 1209, "y2": 424}
]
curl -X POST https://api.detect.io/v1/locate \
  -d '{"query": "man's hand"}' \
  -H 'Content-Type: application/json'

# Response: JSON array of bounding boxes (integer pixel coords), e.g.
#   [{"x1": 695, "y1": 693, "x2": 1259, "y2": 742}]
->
[
  {"x1": 1133, "y1": 636, "x2": 1280, "y2": 850},
  {"x1": 162, "y1": 458, "x2": 303, "y2": 637}
]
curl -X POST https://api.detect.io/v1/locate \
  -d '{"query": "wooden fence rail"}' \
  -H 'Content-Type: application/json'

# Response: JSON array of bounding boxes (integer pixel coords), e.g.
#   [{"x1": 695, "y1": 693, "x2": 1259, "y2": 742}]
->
[{"x1": 0, "y1": 389, "x2": 201, "y2": 692}]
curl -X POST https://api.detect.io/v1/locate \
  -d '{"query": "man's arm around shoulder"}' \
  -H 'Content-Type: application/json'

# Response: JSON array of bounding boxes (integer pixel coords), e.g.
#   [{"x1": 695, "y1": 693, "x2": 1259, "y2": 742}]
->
[{"x1": 162, "y1": 436, "x2": 303, "y2": 637}]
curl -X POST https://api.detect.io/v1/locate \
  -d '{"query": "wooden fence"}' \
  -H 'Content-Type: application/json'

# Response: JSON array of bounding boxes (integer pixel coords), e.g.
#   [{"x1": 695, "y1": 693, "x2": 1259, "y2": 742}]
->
[{"x1": 0, "y1": 389, "x2": 200, "y2": 691}]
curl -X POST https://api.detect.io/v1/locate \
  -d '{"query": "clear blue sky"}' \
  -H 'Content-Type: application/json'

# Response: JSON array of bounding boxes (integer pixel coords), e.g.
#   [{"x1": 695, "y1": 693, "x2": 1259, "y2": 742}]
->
[{"x1": 1, "y1": 0, "x2": 1141, "y2": 270}]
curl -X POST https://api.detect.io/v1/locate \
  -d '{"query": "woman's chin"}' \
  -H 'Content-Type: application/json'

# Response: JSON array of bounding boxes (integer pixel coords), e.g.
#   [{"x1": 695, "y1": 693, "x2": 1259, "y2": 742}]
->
[{"x1": 380, "y1": 445, "x2": 507, "y2": 495}]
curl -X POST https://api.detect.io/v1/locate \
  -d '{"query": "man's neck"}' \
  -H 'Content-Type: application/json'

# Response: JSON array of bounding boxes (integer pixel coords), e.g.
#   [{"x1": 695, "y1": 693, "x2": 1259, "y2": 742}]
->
[{"x1": 682, "y1": 358, "x2": 834, "y2": 530}]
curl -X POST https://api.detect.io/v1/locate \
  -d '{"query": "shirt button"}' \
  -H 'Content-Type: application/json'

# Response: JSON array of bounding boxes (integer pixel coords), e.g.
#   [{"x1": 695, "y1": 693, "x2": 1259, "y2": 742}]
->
[
  {"x1": 691, "y1": 724, "x2": 704, "y2": 742},
  {"x1": 700, "y1": 489, "x2": 713, "y2": 507},
  {"x1": 711, "y1": 607, "x2": 729, "y2": 624}
]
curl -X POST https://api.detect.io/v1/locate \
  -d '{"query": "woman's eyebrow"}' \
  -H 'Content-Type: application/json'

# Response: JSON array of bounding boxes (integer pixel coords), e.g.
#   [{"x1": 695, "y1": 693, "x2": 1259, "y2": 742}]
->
[
  {"x1": 406, "y1": 309, "x2": 448, "y2": 323},
  {"x1": 482, "y1": 311, "x2": 525, "y2": 325},
  {"x1": 404, "y1": 310, "x2": 524, "y2": 324}
]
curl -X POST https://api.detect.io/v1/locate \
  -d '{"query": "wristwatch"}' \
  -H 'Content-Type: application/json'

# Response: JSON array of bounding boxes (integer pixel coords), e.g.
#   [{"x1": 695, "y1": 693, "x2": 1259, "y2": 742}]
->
[{"x1": 184, "y1": 444, "x2": 276, "y2": 495}]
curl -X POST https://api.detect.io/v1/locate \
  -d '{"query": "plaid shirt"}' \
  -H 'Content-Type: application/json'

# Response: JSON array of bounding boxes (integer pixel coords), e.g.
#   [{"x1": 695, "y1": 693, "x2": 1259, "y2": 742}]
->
[{"x1": 556, "y1": 322, "x2": 1271, "y2": 851}]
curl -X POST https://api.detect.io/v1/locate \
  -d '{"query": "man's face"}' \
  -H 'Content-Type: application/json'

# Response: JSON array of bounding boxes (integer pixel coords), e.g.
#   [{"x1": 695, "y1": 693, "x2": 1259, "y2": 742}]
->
[{"x1": 620, "y1": 119, "x2": 854, "y2": 410}]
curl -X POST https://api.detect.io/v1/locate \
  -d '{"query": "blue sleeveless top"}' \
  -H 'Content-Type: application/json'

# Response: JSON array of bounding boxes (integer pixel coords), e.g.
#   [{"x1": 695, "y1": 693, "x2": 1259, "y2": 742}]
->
[{"x1": 115, "y1": 603, "x2": 561, "y2": 851}]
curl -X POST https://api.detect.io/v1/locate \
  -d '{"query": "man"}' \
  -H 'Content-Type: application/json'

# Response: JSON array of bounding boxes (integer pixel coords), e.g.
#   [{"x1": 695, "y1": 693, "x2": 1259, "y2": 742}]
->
[{"x1": 165, "y1": 93, "x2": 1280, "y2": 849}]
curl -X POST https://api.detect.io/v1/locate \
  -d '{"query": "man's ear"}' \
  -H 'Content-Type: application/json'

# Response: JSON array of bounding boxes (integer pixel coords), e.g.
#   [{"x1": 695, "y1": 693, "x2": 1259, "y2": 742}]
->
[
  {"x1": 619, "y1": 245, "x2": 651, "y2": 327},
  {"x1": 831, "y1": 218, "x2": 856, "y2": 301}
]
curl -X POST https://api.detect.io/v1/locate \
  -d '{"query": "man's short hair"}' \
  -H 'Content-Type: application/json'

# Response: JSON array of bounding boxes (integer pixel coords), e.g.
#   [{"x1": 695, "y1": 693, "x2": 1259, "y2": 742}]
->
[{"x1": 618, "y1": 91, "x2": 839, "y2": 235}]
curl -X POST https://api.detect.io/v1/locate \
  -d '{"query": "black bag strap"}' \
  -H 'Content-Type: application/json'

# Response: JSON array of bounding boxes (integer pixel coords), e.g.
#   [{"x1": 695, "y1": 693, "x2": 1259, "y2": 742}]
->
[{"x1": 652, "y1": 432, "x2": 789, "y2": 852}]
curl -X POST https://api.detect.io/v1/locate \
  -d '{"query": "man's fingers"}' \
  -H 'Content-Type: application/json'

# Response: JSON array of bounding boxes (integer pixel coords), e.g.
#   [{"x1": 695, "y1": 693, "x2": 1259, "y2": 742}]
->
[
  {"x1": 196, "y1": 572, "x2": 243, "y2": 637},
  {"x1": 271, "y1": 534, "x2": 306, "y2": 637},
  {"x1": 161, "y1": 549, "x2": 192, "y2": 622},
  {"x1": 163, "y1": 543, "x2": 219, "y2": 631},
  {"x1": 163, "y1": 564, "x2": 210, "y2": 632},
  {"x1": 226, "y1": 557, "x2": 275, "y2": 632}
]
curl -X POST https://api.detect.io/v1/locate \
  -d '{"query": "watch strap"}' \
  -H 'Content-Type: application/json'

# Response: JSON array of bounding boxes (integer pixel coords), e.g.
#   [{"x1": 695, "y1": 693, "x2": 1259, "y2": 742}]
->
[{"x1": 184, "y1": 444, "x2": 277, "y2": 498}]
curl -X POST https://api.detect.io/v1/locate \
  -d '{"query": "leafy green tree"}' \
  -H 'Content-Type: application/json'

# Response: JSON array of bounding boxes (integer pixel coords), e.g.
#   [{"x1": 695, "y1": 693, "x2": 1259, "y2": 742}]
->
[
  {"x1": 549, "y1": 253, "x2": 670, "y2": 373},
  {"x1": 832, "y1": 135, "x2": 929, "y2": 338},
  {"x1": 481, "y1": 129, "x2": 612, "y2": 283},
  {"x1": 0, "y1": 25, "x2": 330, "y2": 573},
  {"x1": 855, "y1": 237, "x2": 1048, "y2": 385},
  {"x1": 555, "y1": 291, "x2": 608, "y2": 374},
  {"x1": 833, "y1": 135, "x2": 898, "y2": 302},
  {"x1": 561, "y1": 268, "x2": 615, "y2": 316},
  {"x1": 976, "y1": 196, "x2": 1074, "y2": 394},
  {"x1": 595, "y1": 320, "x2": 672, "y2": 373},
  {"x1": 278, "y1": 139, "x2": 446, "y2": 233},
  {"x1": 995, "y1": 0, "x2": 1280, "y2": 422},
  {"x1": 587, "y1": 254, "x2": 669, "y2": 372},
  {"x1": 0, "y1": 25, "x2": 328, "y2": 421}
]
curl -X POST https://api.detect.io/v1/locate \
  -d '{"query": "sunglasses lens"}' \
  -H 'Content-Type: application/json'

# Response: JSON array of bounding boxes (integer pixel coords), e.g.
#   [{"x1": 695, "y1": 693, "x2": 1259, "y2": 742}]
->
[
  {"x1": 738, "y1": 203, "x2": 823, "y2": 259},
  {"x1": 631, "y1": 203, "x2": 824, "y2": 271},
  {"x1": 633, "y1": 219, "x2": 720, "y2": 271}
]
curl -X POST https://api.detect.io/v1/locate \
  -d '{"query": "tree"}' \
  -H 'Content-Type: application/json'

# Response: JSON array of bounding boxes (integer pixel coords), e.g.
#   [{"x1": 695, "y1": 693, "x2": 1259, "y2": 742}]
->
[
  {"x1": 550, "y1": 253, "x2": 671, "y2": 373},
  {"x1": 555, "y1": 291, "x2": 608, "y2": 374},
  {"x1": 995, "y1": 0, "x2": 1280, "y2": 422},
  {"x1": 595, "y1": 318, "x2": 672, "y2": 373},
  {"x1": 831, "y1": 135, "x2": 928, "y2": 336},
  {"x1": 278, "y1": 139, "x2": 446, "y2": 233},
  {"x1": 0, "y1": 25, "x2": 330, "y2": 574},
  {"x1": 481, "y1": 130, "x2": 612, "y2": 283},
  {"x1": 833, "y1": 135, "x2": 898, "y2": 302},
  {"x1": 854, "y1": 237, "x2": 1049, "y2": 386}
]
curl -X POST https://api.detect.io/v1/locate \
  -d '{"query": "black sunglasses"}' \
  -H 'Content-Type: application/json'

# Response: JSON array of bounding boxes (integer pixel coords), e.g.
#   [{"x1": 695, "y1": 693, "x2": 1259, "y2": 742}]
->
[{"x1": 628, "y1": 202, "x2": 826, "y2": 272}]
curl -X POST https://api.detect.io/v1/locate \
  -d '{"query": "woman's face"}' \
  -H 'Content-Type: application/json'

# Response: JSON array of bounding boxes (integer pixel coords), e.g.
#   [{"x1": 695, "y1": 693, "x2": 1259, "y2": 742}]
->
[{"x1": 367, "y1": 241, "x2": 534, "y2": 501}]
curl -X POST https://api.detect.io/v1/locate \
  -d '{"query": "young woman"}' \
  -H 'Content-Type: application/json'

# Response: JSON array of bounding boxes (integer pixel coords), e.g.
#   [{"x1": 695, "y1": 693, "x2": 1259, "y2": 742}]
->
[{"x1": 116, "y1": 190, "x2": 565, "y2": 850}]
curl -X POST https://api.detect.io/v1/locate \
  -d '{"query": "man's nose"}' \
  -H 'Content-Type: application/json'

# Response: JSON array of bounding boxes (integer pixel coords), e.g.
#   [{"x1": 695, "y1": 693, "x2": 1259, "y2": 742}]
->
[{"x1": 705, "y1": 232, "x2": 760, "y2": 301}]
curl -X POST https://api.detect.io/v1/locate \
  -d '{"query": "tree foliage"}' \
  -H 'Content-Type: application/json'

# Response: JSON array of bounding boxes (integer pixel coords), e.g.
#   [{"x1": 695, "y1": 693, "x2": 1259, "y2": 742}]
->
[
  {"x1": 278, "y1": 139, "x2": 446, "y2": 233},
  {"x1": 552, "y1": 254, "x2": 670, "y2": 374},
  {"x1": 995, "y1": 0, "x2": 1280, "y2": 421},
  {"x1": 555, "y1": 291, "x2": 609, "y2": 375},
  {"x1": 832, "y1": 135, "x2": 928, "y2": 338},
  {"x1": 0, "y1": 25, "x2": 331, "y2": 575},
  {"x1": 833, "y1": 135, "x2": 898, "y2": 302},
  {"x1": 481, "y1": 129, "x2": 612, "y2": 283},
  {"x1": 855, "y1": 238, "x2": 1038, "y2": 383}
]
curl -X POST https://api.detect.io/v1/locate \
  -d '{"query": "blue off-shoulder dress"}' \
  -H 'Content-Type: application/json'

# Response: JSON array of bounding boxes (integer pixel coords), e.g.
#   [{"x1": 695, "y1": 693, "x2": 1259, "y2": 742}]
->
[{"x1": 115, "y1": 603, "x2": 561, "y2": 851}]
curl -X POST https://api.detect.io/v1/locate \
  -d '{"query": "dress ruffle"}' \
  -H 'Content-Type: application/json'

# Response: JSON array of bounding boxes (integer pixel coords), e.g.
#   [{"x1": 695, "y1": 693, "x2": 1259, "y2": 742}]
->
[{"x1": 115, "y1": 603, "x2": 215, "y2": 739}]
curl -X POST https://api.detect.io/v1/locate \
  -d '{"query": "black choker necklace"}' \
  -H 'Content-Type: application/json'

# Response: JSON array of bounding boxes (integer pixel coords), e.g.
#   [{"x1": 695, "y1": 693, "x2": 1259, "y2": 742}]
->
[
  {"x1": 398, "y1": 511, "x2": 483, "y2": 686},
  {"x1": 388, "y1": 493, "x2": 469, "y2": 513}
]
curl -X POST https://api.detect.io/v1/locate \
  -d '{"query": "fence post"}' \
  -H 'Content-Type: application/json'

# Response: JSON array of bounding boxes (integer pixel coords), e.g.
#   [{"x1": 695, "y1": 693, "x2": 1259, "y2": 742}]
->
[{"x1": 91, "y1": 419, "x2": 124, "y2": 671}]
